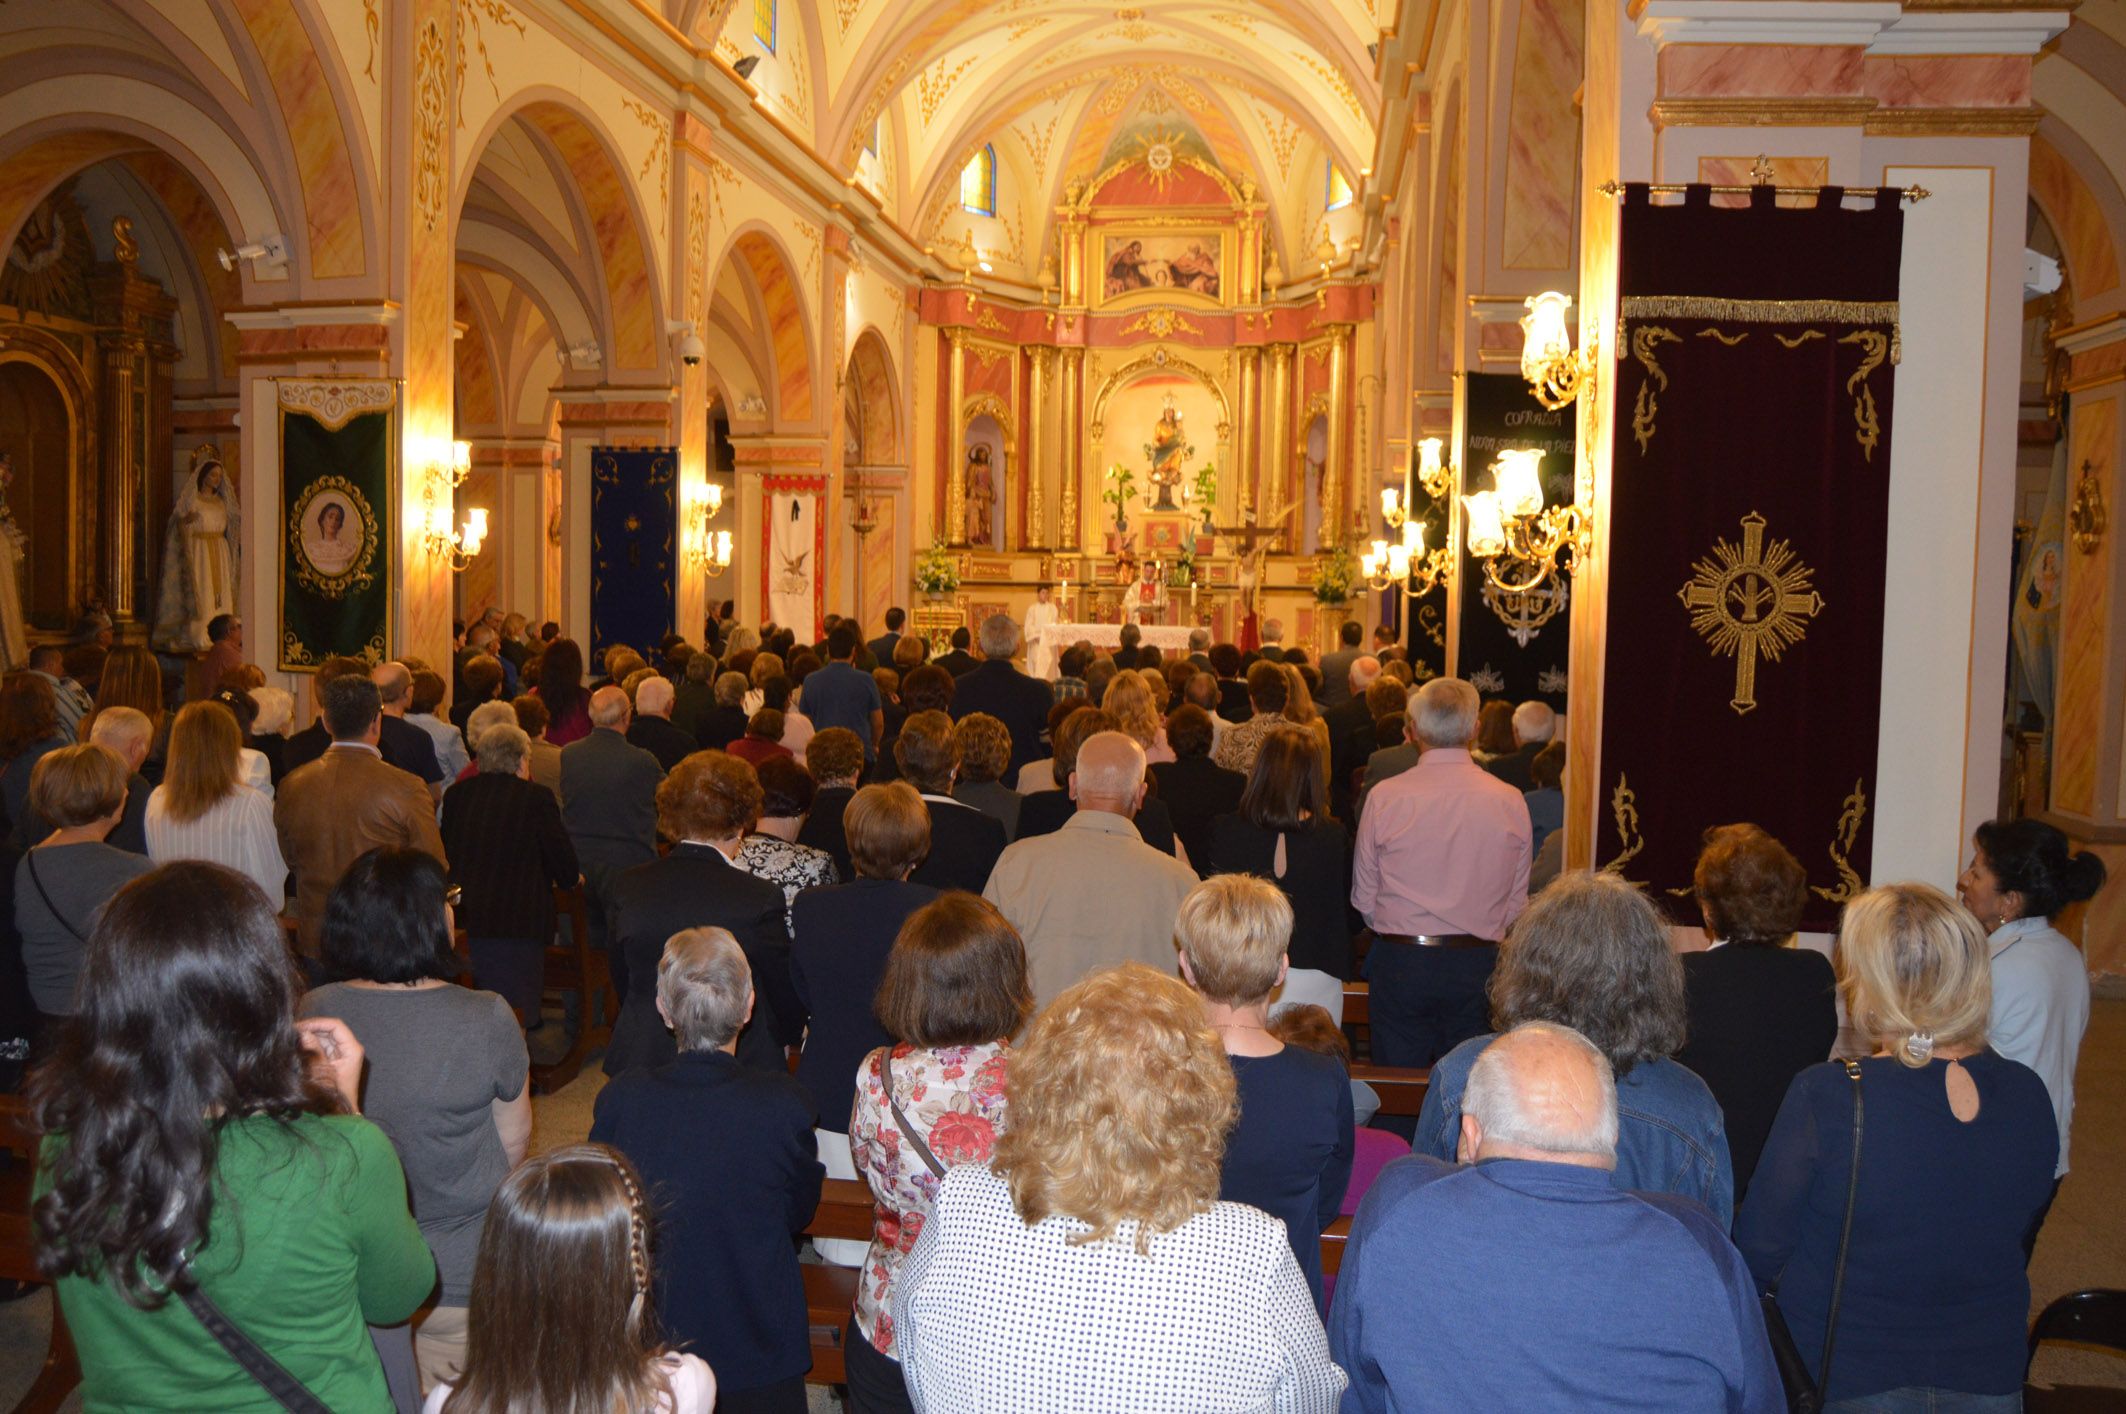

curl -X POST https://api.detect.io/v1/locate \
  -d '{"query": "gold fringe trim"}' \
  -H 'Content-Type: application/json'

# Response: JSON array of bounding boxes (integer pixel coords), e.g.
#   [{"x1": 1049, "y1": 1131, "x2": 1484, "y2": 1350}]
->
[{"x1": 1622, "y1": 296, "x2": 1901, "y2": 364}]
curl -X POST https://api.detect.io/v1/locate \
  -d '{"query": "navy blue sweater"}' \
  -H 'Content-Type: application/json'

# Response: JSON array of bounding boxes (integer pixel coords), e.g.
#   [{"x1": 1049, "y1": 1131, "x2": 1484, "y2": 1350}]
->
[
  {"x1": 1735, "y1": 1051, "x2": 2056, "y2": 1402},
  {"x1": 1218, "y1": 1046, "x2": 1353, "y2": 1313},
  {"x1": 1331, "y1": 1155, "x2": 1780, "y2": 1412}
]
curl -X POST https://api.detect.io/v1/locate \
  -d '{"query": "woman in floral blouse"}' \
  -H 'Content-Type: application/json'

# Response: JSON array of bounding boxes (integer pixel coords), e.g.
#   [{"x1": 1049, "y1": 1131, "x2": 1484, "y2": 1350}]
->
[{"x1": 845, "y1": 892, "x2": 1031, "y2": 1414}]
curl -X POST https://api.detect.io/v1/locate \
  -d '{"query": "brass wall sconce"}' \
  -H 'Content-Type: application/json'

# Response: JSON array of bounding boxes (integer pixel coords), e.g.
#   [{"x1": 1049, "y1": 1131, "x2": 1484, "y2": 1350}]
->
[
  {"x1": 1520, "y1": 291, "x2": 1597, "y2": 411},
  {"x1": 1462, "y1": 448, "x2": 1592, "y2": 596},
  {"x1": 422, "y1": 439, "x2": 487, "y2": 572},
  {"x1": 683, "y1": 481, "x2": 731, "y2": 576}
]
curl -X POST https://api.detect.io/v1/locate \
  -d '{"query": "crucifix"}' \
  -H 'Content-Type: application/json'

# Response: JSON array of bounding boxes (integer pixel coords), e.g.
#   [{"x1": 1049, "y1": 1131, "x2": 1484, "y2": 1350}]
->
[{"x1": 1677, "y1": 510, "x2": 1824, "y2": 715}]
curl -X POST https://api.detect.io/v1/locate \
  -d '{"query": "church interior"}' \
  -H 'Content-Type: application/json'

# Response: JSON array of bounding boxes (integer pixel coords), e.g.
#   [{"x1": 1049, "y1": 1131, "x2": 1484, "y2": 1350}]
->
[{"x1": 5, "y1": 0, "x2": 2126, "y2": 1403}]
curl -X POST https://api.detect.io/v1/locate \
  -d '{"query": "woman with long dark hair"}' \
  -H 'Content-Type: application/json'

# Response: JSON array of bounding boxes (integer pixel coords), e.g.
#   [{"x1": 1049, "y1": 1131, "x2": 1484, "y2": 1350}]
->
[
  {"x1": 31, "y1": 861, "x2": 434, "y2": 1410},
  {"x1": 532, "y1": 637, "x2": 592, "y2": 747},
  {"x1": 0, "y1": 669, "x2": 68, "y2": 836},
  {"x1": 1206, "y1": 724, "x2": 1354, "y2": 1004},
  {"x1": 426, "y1": 1144, "x2": 715, "y2": 1413}
]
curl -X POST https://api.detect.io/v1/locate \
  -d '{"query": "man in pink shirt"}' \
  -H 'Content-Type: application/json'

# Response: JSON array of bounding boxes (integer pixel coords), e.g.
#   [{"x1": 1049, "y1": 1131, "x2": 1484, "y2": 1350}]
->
[{"x1": 1351, "y1": 678, "x2": 1532, "y2": 1067}]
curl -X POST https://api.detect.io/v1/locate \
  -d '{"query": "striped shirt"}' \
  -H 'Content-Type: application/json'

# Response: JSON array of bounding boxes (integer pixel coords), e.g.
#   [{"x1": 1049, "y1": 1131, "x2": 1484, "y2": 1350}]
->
[{"x1": 146, "y1": 782, "x2": 288, "y2": 905}]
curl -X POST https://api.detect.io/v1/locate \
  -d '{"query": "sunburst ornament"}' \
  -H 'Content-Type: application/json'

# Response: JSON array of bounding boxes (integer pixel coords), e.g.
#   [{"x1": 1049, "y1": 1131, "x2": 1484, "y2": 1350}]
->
[
  {"x1": 1135, "y1": 126, "x2": 1188, "y2": 192},
  {"x1": 1677, "y1": 511, "x2": 1824, "y2": 715}
]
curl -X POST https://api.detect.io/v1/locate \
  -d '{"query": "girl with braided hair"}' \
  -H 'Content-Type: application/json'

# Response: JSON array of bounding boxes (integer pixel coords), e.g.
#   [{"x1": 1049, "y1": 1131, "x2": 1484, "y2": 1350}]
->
[{"x1": 429, "y1": 1143, "x2": 715, "y2": 1413}]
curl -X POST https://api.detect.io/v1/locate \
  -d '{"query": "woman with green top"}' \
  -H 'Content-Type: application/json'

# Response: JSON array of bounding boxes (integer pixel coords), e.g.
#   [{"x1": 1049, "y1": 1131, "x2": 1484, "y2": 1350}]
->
[{"x1": 31, "y1": 860, "x2": 435, "y2": 1412}]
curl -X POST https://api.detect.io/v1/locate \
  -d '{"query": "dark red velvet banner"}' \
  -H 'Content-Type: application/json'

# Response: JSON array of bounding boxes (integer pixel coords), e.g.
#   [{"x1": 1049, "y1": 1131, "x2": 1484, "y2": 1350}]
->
[{"x1": 1597, "y1": 185, "x2": 1902, "y2": 931}]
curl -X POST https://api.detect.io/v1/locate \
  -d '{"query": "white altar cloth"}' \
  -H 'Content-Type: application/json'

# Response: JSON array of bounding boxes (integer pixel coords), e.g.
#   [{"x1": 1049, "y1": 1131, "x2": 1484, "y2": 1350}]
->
[{"x1": 1033, "y1": 622, "x2": 1196, "y2": 669}]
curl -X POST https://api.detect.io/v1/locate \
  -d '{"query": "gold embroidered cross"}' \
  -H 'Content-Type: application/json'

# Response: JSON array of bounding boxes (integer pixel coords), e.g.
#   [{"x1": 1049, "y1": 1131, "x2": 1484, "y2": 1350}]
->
[{"x1": 1677, "y1": 511, "x2": 1823, "y2": 715}]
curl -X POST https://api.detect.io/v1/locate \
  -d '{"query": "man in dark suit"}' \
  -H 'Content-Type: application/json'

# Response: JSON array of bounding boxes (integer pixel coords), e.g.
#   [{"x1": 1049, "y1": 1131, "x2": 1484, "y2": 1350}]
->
[
  {"x1": 370, "y1": 661, "x2": 445, "y2": 798},
  {"x1": 866, "y1": 606, "x2": 906, "y2": 669},
  {"x1": 1323, "y1": 654, "x2": 1382, "y2": 822},
  {"x1": 1318, "y1": 620, "x2": 1365, "y2": 707},
  {"x1": 560, "y1": 686, "x2": 665, "y2": 1000},
  {"x1": 933, "y1": 626, "x2": 979, "y2": 677},
  {"x1": 1258, "y1": 618, "x2": 1289, "y2": 661},
  {"x1": 896, "y1": 711, "x2": 1005, "y2": 892},
  {"x1": 590, "y1": 927, "x2": 822, "y2": 1411},
  {"x1": 438, "y1": 723, "x2": 580, "y2": 1020},
  {"x1": 1149, "y1": 705, "x2": 1244, "y2": 877},
  {"x1": 949, "y1": 614, "x2": 1054, "y2": 780},
  {"x1": 794, "y1": 726, "x2": 864, "y2": 878},
  {"x1": 1184, "y1": 627, "x2": 1213, "y2": 672},
  {"x1": 1484, "y1": 700, "x2": 1557, "y2": 791},
  {"x1": 626, "y1": 676, "x2": 699, "y2": 771}
]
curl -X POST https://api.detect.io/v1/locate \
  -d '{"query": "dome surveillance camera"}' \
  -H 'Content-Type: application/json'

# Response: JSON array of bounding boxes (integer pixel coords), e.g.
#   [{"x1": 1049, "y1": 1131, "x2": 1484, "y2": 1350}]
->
[{"x1": 680, "y1": 331, "x2": 706, "y2": 366}]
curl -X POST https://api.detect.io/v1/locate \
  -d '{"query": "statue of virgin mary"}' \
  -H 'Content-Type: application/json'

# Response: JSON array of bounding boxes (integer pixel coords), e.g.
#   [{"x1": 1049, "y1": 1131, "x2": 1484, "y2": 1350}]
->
[{"x1": 152, "y1": 446, "x2": 241, "y2": 653}]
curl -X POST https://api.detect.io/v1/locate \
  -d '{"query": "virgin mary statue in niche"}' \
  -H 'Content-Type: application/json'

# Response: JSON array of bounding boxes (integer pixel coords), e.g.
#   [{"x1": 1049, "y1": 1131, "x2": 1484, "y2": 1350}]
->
[{"x1": 152, "y1": 446, "x2": 241, "y2": 652}]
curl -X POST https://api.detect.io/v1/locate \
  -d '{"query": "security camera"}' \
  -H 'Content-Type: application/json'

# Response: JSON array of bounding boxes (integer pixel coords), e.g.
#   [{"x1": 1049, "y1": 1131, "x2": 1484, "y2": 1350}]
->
[
  {"x1": 216, "y1": 233, "x2": 288, "y2": 273},
  {"x1": 667, "y1": 320, "x2": 705, "y2": 368}
]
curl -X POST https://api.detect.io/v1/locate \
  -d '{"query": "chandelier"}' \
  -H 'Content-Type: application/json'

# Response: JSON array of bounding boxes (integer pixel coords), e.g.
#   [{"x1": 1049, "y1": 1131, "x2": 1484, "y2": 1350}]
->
[
  {"x1": 1365, "y1": 437, "x2": 1457, "y2": 599},
  {"x1": 421, "y1": 440, "x2": 488, "y2": 572},
  {"x1": 683, "y1": 482, "x2": 732, "y2": 577},
  {"x1": 1462, "y1": 449, "x2": 1589, "y2": 596}
]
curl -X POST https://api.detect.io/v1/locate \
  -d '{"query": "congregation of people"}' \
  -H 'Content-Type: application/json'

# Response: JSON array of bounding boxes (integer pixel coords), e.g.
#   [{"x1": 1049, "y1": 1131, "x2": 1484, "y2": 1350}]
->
[{"x1": 1, "y1": 599, "x2": 2109, "y2": 1413}]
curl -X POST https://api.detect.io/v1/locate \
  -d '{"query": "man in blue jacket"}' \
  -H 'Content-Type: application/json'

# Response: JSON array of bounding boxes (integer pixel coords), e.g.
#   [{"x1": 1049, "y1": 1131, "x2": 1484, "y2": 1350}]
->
[{"x1": 1331, "y1": 1022, "x2": 1780, "y2": 1413}]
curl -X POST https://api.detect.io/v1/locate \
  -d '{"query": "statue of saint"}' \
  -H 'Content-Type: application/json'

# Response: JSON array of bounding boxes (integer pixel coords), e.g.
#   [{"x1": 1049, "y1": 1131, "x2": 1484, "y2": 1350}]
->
[
  {"x1": 0, "y1": 455, "x2": 29, "y2": 671},
  {"x1": 152, "y1": 446, "x2": 242, "y2": 653},
  {"x1": 1145, "y1": 397, "x2": 1190, "y2": 511},
  {"x1": 964, "y1": 444, "x2": 996, "y2": 547}
]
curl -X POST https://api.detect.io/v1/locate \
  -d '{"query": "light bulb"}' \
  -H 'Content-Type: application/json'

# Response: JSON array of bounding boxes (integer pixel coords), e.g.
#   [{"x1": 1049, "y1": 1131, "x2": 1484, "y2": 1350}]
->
[
  {"x1": 1494, "y1": 449, "x2": 1546, "y2": 519},
  {"x1": 705, "y1": 483, "x2": 724, "y2": 515},
  {"x1": 1520, "y1": 291, "x2": 1574, "y2": 386},
  {"x1": 1402, "y1": 520, "x2": 1424, "y2": 555},
  {"x1": 1387, "y1": 543, "x2": 1411, "y2": 579},
  {"x1": 1419, "y1": 437, "x2": 1444, "y2": 481},
  {"x1": 1360, "y1": 549, "x2": 1379, "y2": 579},
  {"x1": 1463, "y1": 491, "x2": 1507, "y2": 558},
  {"x1": 451, "y1": 440, "x2": 472, "y2": 475},
  {"x1": 1380, "y1": 487, "x2": 1401, "y2": 520}
]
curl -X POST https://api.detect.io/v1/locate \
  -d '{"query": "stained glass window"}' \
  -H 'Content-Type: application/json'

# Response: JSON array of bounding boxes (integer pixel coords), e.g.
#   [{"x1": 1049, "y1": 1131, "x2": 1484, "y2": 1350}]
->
[
  {"x1": 752, "y1": 0, "x2": 775, "y2": 52},
  {"x1": 1326, "y1": 161, "x2": 1354, "y2": 211},
  {"x1": 960, "y1": 145, "x2": 996, "y2": 216}
]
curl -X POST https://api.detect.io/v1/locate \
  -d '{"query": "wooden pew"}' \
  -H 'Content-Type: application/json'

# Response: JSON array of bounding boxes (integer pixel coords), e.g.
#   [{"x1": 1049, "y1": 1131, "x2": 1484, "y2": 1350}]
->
[
  {"x1": 0, "y1": 1093, "x2": 79, "y2": 1414},
  {"x1": 530, "y1": 886, "x2": 610, "y2": 1095},
  {"x1": 1351, "y1": 1063, "x2": 1428, "y2": 1117}
]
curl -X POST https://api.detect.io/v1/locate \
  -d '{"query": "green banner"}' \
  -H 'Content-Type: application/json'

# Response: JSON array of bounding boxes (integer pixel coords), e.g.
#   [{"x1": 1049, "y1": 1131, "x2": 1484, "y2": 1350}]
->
[{"x1": 276, "y1": 379, "x2": 397, "y2": 670}]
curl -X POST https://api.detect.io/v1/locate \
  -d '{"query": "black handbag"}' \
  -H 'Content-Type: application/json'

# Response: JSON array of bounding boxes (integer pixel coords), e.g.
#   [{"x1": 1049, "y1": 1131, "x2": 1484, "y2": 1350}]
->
[{"x1": 1762, "y1": 1058, "x2": 1864, "y2": 1414}]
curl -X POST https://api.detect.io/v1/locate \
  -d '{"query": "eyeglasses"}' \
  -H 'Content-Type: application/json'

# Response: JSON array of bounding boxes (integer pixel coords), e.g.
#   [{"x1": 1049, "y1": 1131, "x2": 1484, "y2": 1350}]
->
[{"x1": 444, "y1": 885, "x2": 463, "y2": 908}]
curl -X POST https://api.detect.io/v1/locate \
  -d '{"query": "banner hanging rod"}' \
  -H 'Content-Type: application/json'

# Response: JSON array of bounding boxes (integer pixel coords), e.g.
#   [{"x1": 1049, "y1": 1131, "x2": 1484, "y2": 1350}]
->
[{"x1": 1595, "y1": 179, "x2": 1930, "y2": 203}]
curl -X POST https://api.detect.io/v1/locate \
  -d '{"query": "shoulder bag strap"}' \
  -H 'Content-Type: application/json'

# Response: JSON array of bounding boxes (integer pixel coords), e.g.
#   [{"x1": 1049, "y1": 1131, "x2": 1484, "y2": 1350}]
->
[
  {"x1": 24, "y1": 852, "x2": 87, "y2": 944},
  {"x1": 177, "y1": 1279, "x2": 332, "y2": 1414},
  {"x1": 882, "y1": 1049, "x2": 947, "y2": 1180},
  {"x1": 1817, "y1": 1059, "x2": 1865, "y2": 1393}
]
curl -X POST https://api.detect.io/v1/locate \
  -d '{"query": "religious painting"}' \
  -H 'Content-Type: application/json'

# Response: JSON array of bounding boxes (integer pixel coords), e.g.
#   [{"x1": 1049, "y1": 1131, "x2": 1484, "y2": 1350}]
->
[
  {"x1": 1141, "y1": 515, "x2": 1190, "y2": 555},
  {"x1": 1094, "y1": 229, "x2": 1232, "y2": 307},
  {"x1": 276, "y1": 378, "x2": 396, "y2": 670}
]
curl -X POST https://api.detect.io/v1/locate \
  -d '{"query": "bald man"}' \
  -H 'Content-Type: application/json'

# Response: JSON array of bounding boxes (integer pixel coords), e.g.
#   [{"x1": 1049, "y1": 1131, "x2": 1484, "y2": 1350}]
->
[
  {"x1": 371, "y1": 660, "x2": 446, "y2": 798},
  {"x1": 626, "y1": 674, "x2": 697, "y2": 772},
  {"x1": 983, "y1": 731, "x2": 1199, "y2": 1007},
  {"x1": 560, "y1": 683, "x2": 666, "y2": 1000},
  {"x1": 1331, "y1": 1022, "x2": 1780, "y2": 1412}
]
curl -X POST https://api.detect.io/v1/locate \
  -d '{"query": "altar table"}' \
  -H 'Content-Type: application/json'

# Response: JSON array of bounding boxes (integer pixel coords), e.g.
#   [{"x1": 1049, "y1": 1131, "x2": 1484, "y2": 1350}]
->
[{"x1": 1032, "y1": 622, "x2": 1197, "y2": 675}]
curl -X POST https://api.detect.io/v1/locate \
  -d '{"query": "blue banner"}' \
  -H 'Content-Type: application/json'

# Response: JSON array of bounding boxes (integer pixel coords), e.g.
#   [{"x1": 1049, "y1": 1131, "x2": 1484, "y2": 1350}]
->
[{"x1": 590, "y1": 446, "x2": 677, "y2": 662}]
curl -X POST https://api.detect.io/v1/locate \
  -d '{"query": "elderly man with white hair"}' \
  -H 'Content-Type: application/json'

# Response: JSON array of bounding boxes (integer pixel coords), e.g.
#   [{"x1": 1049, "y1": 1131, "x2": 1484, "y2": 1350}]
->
[
  {"x1": 1331, "y1": 1021, "x2": 1779, "y2": 1412},
  {"x1": 625, "y1": 673, "x2": 697, "y2": 771},
  {"x1": 1351, "y1": 677, "x2": 1531, "y2": 1068},
  {"x1": 983, "y1": 730, "x2": 1199, "y2": 1007},
  {"x1": 369, "y1": 660, "x2": 446, "y2": 800},
  {"x1": 950, "y1": 612, "x2": 1055, "y2": 780},
  {"x1": 1483, "y1": 698, "x2": 1558, "y2": 791},
  {"x1": 590, "y1": 927, "x2": 824, "y2": 1411}
]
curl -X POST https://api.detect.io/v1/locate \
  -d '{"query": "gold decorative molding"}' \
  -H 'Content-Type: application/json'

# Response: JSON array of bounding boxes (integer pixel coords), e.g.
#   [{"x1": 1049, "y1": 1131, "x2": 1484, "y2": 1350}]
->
[
  {"x1": 2070, "y1": 458, "x2": 2108, "y2": 553},
  {"x1": 1630, "y1": 326, "x2": 1680, "y2": 454},
  {"x1": 1119, "y1": 308, "x2": 1205, "y2": 340},
  {"x1": 1864, "y1": 106, "x2": 2043, "y2": 137},
  {"x1": 1651, "y1": 97, "x2": 1878, "y2": 130},
  {"x1": 1840, "y1": 330, "x2": 1889, "y2": 461},
  {"x1": 961, "y1": 393, "x2": 1017, "y2": 449},
  {"x1": 1810, "y1": 779, "x2": 1869, "y2": 904},
  {"x1": 413, "y1": 19, "x2": 448, "y2": 233},
  {"x1": 1604, "y1": 774, "x2": 1646, "y2": 875}
]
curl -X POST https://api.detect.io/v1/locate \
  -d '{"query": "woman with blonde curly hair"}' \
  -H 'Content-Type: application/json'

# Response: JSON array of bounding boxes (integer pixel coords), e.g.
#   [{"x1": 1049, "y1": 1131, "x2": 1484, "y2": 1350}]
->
[
  {"x1": 892, "y1": 963, "x2": 1346, "y2": 1413},
  {"x1": 1736, "y1": 883, "x2": 2057, "y2": 1409},
  {"x1": 1103, "y1": 670, "x2": 1176, "y2": 765}
]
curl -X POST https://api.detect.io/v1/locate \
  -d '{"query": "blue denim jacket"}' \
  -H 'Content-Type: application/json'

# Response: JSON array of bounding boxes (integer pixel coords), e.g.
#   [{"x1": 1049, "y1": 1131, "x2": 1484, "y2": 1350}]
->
[{"x1": 1415, "y1": 1034, "x2": 1737, "y2": 1230}]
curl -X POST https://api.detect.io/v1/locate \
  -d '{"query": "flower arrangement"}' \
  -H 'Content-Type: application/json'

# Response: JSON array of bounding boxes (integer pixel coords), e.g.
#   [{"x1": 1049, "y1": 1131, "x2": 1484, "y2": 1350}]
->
[
  {"x1": 914, "y1": 539, "x2": 960, "y2": 595},
  {"x1": 1102, "y1": 462, "x2": 1136, "y2": 533},
  {"x1": 1168, "y1": 542, "x2": 1196, "y2": 588},
  {"x1": 1310, "y1": 543, "x2": 1357, "y2": 605}
]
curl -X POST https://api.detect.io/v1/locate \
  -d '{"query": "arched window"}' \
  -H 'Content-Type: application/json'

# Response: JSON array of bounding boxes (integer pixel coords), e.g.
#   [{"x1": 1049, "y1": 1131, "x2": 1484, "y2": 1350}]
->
[
  {"x1": 1325, "y1": 160, "x2": 1354, "y2": 212},
  {"x1": 752, "y1": 0, "x2": 775, "y2": 52},
  {"x1": 960, "y1": 145, "x2": 996, "y2": 217}
]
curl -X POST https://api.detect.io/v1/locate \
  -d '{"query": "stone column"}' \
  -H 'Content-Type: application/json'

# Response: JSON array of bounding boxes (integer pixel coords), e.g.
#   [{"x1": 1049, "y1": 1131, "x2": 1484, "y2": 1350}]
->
[
  {"x1": 1058, "y1": 347, "x2": 1083, "y2": 551},
  {"x1": 1025, "y1": 346, "x2": 1050, "y2": 548},
  {"x1": 1325, "y1": 324, "x2": 1353, "y2": 550},
  {"x1": 1237, "y1": 346, "x2": 1261, "y2": 523},
  {"x1": 1264, "y1": 343, "x2": 1295, "y2": 549},
  {"x1": 945, "y1": 326, "x2": 968, "y2": 547}
]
